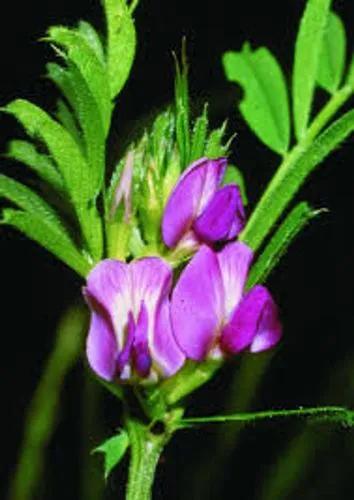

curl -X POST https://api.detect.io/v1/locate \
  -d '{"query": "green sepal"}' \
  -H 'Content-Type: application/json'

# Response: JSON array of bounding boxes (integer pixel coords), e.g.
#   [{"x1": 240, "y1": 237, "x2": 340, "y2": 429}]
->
[
  {"x1": 161, "y1": 150, "x2": 181, "y2": 206},
  {"x1": 150, "y1": 359, "x2": 222, "y2": 408},
  {"x1": 106, "y1": 212, "x2": 133, "y2": 260},
  {"x1": 174, "y1": 45, "x2": 191, "y2": 168},
  {"x1": 93, "y1": 430, "x2": 130, "y2": 480},
  {"x1": 204, "y1": 122, "x2": 229, "y2": 158},
  {"x1": 149, "y1": 109, "x2": 176, "y2": 173},
  {"x1": 190, "y1": 104, "x2": 209, "y2": 162}
]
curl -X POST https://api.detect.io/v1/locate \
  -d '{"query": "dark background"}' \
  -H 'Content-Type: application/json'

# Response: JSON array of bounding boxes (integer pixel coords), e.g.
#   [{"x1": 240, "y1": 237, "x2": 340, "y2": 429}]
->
[{"x1": 1, "y1": 0, "x2": 354, "y2": 499}]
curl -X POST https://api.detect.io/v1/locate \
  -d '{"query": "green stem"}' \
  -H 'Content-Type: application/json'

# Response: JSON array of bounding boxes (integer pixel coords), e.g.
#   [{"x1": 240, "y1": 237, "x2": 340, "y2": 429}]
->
[
  {"x1": 8, "y1": 305, "x2": 86, "y2": 500},
  {"x1": 181, "y1": 405, "x2": 354, "y2": 426},
  {"x1": 241, "y1": 83, "x2": 353, "y2": 251},
  {"x1": 125, "y1": 419, "x2": 168, "y2": 500},
  {"x1": 80, "y1": 372, "x2": 105, "y2": 500}
]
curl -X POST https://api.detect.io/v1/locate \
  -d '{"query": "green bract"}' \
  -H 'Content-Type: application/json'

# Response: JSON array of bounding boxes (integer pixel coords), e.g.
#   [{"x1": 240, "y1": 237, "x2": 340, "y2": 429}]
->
[{"x1": 93, "y1": 430, "x2": 130, "y2": 480}]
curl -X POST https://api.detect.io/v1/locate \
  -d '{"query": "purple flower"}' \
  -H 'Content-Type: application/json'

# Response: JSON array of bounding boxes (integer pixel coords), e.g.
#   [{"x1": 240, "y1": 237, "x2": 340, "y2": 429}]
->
[
  {"x1": 162, "y1": 157, "x2": 245, "y2": 250},
  {"x1": 171, "y1": 242, "x2": 282, "y2": 361},
  {"x1": 84, "y1": 258, "x2": 185, "y2": 382}
]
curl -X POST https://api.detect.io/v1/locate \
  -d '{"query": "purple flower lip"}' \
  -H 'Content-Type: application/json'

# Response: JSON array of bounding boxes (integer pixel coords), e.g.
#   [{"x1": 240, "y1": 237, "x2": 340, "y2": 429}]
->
[
  {"x1": 161, "y1": 157, "x2": 245, "y2": 250},
  {"x1": 84, "y1": 257, "x2": 185, "y2": 382},
  {"x1": 171, "y1": 242, "x2": 282, "y2": 361}
]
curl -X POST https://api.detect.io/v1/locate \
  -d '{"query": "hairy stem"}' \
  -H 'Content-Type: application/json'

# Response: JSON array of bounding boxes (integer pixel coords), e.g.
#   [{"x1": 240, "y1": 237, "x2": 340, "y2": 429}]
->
[
  {"x1": 125, "y1": 419, "x2": 168, "y2": 500},
  {"x1": 181, "y1": 405, "x2": 354, "y2": 426}
]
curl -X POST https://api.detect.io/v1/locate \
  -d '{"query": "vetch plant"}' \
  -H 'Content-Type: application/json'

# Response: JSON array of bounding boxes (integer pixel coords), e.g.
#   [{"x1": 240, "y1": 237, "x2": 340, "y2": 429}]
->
[{"x1": 2, "y1": 0, "x2": 353, "y2": 499}]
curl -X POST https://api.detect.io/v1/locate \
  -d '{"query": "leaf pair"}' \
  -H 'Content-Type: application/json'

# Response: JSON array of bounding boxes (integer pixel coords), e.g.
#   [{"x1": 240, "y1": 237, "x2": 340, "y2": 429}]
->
[
  {"x1": 1, "y1": 0, "x2": 137, "y2": 276},
  {"x1": 223, "y1": 0, "x2": 349, "y2": 153}
]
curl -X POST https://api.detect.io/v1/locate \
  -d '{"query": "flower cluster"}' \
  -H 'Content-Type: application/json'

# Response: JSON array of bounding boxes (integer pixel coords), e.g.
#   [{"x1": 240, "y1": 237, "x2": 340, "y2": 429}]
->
[{"x1": 84, "y1": 158, "x2": 281, "y2": 383}]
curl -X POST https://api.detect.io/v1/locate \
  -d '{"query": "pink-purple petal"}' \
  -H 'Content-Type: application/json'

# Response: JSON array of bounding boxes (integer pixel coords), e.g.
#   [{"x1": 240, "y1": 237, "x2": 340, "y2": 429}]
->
[
  {"x1": 217, "y1": 242, "x2": 253, "y2": 318},
  {"x1": 153, "y1": 299, "x2": 185, "y2": 376},
  {"x1": 85, "y1": 300, "x2": 117, "y2": 381},
  {"x1": 249, "y1": 289, "x2": 282, "y2": 353},
  {"x1": 131, "y1": 258, "x2": 172, "y2": 305},
  {"x1": 224, "y1": 185, "x2": 246, "y2": 240},
  {"x1": 162, "y1": 157, "x2": 227, "y2": 248},
  {"x1": 130, "y1": 257, "x2": 172, "y2": 334},
  {"x1": 132, "y1": 302, "x2": 152, "y2": 377},
  {"x1": 116, "y1": 311, "x2": 135, "y2": 378},
  {"x1": 171, "y1": 245, "x2": 224, "y2": 360},
  {"x1": 220, "y1": 285, "x2": 281, "y2": 354},
  {"x1": 193, "y1": 185, "x2": 244, "y2": 243},
  {"x1": 86, "y1": 259, "x2": 131, "y2": 351}
]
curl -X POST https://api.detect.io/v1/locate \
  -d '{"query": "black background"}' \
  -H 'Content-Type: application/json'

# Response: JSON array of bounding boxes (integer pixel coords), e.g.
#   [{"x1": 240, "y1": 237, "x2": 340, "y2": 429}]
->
[{"x1": 1, "y1": 1, "x2": 354, "y2": 499}]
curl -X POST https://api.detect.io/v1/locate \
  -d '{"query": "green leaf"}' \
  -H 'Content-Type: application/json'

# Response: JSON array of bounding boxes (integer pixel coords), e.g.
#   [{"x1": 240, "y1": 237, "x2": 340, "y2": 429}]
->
[
  {"x1": 0, "y1": 174, "x2": 91, "y2": 275},
  {"x1": 78, "y1": 21, "x2": 105, "y2": 64},
  {"x1": 6, "y1": 140, "x2": 64, "y2": 193},
  {"x1": 317, "y1": 12, "x2": 346, "y2": 94},
  {"x1": 222, "y1": 164, "x2": 248, "y2": 205},
  {"x1": 247, "y1": 202, "x2": 322, "y2": 288},
  {"x1": 0, "y1": 174, "x2": 65, "y2": 233},
  {"x1": 47, "y1": 26, "x2": 112, "y2": 133},
  {"x1": 3, "y1": 99, "x2": 90, "y2": 204},
  {"x1": 93, "y1": 430, "x2": 129, "y2": 480},
  {"x1": 180, "y1": 406, "x2": 354, "y2": 428},
  {"x1": 346, "y1": 53, "x2": 354, "y2": 90},
  {"x1": 2, "y1": 208, "x2": 90, "y2": 277},
  {"x1": 241, "y1": 109, "x2": 354, "y2": 251},
  {"x1": 223, "y1": 44, "x2": 290, "y2": 155},
  {"x1": 292, "y1": 0, "x2": 332, "y2": 140},
  {"x1": 47, "y1": 62, "x2": 106, "y2": 193},
  {"x1": 190, "y1": 105, "x2": 209, "y2": 162},
  {"x1": 102, "y1": 0, "x2": 136, "y2": 99},
  {"x1": 3, "y1": 99, "x2": 103, "y2": 259},
  {"x1": 55, "y1": 99, "x2": 82, "y2": 147}
]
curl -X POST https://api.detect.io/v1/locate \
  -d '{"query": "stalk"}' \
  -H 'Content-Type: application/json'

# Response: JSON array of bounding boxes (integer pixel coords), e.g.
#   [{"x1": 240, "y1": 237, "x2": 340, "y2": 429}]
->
[
  {"x1": 125, "y1": 419, "x2": 169, "y2": 500},
  {"x1": 8, "y1": 305, "x2": 86, "y2": 500}
]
